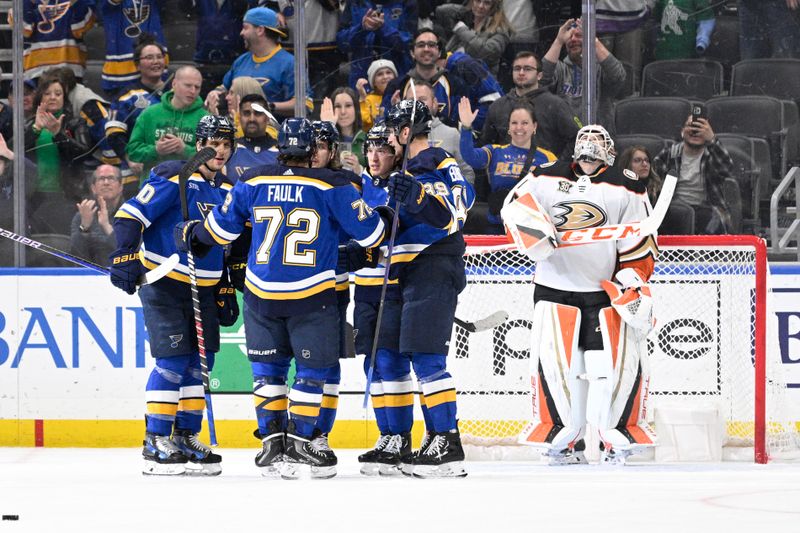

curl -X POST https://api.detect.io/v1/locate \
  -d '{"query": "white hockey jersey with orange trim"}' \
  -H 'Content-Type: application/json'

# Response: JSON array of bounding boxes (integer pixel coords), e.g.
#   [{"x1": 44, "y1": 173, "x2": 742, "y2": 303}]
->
[{"x1": 516, "y1": 160, "x2": 657, "y2": 292}]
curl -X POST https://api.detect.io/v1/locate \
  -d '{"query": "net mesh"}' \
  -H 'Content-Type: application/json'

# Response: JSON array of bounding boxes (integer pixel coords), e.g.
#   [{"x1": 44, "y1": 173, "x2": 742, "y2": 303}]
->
[{"x1": 452, "y1": 236, "x2": 800, "y2": 460}]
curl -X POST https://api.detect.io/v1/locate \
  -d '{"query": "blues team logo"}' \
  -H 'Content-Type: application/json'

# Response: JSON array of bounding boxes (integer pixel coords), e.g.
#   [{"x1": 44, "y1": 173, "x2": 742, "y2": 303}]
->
[
  {"x1": 169, "y1": 334, "x2": 183, "y2": 349},
  {"x1": 123, "y1": 0, "x2": 151, "y2": 38},
  {"x1": 36, "y1": 0, "x2": 71, "y2": 34}
]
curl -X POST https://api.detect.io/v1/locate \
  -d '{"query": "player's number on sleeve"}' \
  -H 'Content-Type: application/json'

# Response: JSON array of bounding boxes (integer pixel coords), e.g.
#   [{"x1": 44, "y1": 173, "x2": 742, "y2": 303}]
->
[
  {"x1": 452, "y1": 185, "x2": 468, "y2": 230},
  {"x1": 136, "y1": 184, "x2": 155, "y2": 204},
  {"x1": 253, "y1": 206, "x2": 320, "y2": 266}
]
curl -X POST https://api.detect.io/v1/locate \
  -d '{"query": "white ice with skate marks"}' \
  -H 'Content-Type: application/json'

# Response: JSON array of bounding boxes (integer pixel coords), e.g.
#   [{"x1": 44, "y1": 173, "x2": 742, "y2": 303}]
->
[{"x1": 2, "y1": 448, "x2": 800, "y2": 532}]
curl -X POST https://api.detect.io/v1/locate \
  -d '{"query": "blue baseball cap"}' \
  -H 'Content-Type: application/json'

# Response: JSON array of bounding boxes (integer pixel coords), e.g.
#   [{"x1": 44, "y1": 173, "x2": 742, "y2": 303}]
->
[{"x1": 243, "y1": 7, "x2": 287, "y2": 38}]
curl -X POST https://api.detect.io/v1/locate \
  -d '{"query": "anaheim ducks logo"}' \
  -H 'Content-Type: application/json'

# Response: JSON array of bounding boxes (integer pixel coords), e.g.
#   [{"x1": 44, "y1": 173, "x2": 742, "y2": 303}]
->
[{"x1": 551, "y1": 201, "x2": 607, "y2": 231}]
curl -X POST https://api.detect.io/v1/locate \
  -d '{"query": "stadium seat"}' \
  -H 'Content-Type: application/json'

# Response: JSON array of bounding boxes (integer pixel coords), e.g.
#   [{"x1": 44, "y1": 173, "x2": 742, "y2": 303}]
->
[
  {"x1": 162, "y1": 21, "x2": 197, "y2": 62},
  {"x1": 27, "y1": 234, "x2": 75, "y2": 268},
  {"x1": 81, "y1": 60, "x2": 105, "y2": 95},
  {"x1": 706, "y1": 96, "x2": 789, "y2": 178},
  {"x1": 84, "y1": 25, "x2": 106, "y2": 61},
  {"x1": 730, "y1": 59, "x2": 800, "y2": 101},
  {"x1": 614, "y1": 134, "x2": 670, "y2": 161},
  {"x1": 641, "y1": 59, "x2": 724, "y2": 100},
  {"x1": 614, "y1": 97, "x2": 692, "y2": 140},
  {"x1": 715, "y1": 134, "x2": 763, "y2": 229},
  {"x1": 723, "y1": 178, "x2": 743, "y2": 233},
  {"x1": 619, "y1": 61, "x2": 638, "y2": 98}
]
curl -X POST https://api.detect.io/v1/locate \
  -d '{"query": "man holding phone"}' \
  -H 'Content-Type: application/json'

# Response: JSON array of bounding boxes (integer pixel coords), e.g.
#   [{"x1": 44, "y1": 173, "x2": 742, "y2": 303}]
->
[{"x1": 652, "y1": 105, "x2": 735, "y2": 234}]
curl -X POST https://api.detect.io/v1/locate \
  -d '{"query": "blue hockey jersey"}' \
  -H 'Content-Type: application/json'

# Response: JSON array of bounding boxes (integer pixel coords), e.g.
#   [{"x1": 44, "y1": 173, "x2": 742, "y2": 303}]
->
[
  {"x1": 100, "y1": 0, "x2": 167, "y2": 92},
  {"x1": 386, "y1": 147, "x2": 474, "y2": 270},
  {"x1": 224, "y1": 137, "x2": 279, "y2": 183},
  {"x1": 354, "y1": 169, "x2": 400, "y2": 302},
  {"x1": 115, "y1": 160, "x2": 231, "y2": 286},
  {"x1": 221, "y1": 46, "x2": 314, "y2": 104},
  {"x1": 198, "y1": 164, "x2": 387, "y2": 316}
]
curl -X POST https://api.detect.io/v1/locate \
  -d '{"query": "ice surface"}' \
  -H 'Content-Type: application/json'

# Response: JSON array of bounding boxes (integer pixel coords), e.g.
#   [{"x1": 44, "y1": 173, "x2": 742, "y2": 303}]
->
[{"x1": 2, "y1": 448, "x2": 800, "y2": 532}]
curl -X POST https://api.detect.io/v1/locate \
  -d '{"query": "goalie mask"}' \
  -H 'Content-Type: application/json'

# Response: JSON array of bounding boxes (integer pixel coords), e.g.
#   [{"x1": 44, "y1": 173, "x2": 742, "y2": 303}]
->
[{"x1": 573, "y1": 125, "x2": 615, "y2": 166}]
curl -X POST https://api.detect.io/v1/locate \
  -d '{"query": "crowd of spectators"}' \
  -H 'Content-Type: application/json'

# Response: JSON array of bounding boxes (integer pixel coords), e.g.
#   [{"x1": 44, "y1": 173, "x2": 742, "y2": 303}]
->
[{"x1": 3, "y1": 0, "x2": 800, "y2": 266}]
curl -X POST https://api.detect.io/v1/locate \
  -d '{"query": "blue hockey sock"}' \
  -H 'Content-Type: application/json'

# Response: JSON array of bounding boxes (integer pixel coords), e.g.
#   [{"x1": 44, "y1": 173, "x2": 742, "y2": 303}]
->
[
  {"x1": 174, "y1": 352, "x2": 215, "y2": 434},
  {"x1": 413, "y1": 353, "x2": 458, "y2": 433},
  {"x1": 145, "y1": 355, "x2": 191, "y2": 436},
  {"x1": 376, "y1": 349, "x2": 414, "y2": 434},
  {"x1": 289, "y1": 365, "x2": 328, "y2": 438},
  {"x1": 252, "y1": 360, "x2": 291, "y2": 435},
  {"x1": 315, "y1": 363, "x2": 341, "y2": 434}
]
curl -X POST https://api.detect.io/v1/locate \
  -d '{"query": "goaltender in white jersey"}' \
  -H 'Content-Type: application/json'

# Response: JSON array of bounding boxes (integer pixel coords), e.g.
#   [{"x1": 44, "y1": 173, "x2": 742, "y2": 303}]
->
[{"x1": 503, "y1": 125, "x2": 659, "y2": 465}]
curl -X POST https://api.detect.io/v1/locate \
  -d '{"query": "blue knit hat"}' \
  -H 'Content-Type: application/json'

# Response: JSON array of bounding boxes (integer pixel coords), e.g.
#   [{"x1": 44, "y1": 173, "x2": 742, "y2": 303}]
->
[{"x1": 243, "y1": 7, "x2": 287, "y2": 38}]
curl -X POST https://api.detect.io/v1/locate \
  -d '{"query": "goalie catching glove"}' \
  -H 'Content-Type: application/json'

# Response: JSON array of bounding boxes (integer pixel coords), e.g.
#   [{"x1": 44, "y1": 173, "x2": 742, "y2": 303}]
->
[
  {"x1": 601, "y1": 268, "x2": 655, "y2": 333},
  {"x1": 500, "y1": 190, "x2": 557, "y2": 261}
]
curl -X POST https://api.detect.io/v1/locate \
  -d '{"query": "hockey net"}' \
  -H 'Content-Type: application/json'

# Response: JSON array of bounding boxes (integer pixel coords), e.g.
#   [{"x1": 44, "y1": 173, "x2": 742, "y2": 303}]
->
[{"x1": 452, "y1": 234, "x2": 800, "y2": 463}]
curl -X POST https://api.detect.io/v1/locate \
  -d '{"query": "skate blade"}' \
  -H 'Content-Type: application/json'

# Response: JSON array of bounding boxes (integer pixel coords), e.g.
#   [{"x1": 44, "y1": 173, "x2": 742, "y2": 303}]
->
[
  {"x1": 359, "y1": 463, "x2": 381, "y2": 477},
  {"x1": 412, "y1": 461, "x2": 467, "y2": 479},
  {"x1": 600, "y1": 452, "x2": 629, "y2": 466},
  {"x1": 400, "y1": 462, "x2": 414, "y2": 477},
  {"x1": 542, "y1": 451, "x2": 588, "y2": 466},
  {"x1": 142, "y1": 460, "x2": 186, "y2": 476},
  {"x1": 280, "y1": 462, "x2": 337, "y2": 480},
  {"x1": 184, "y1": 462, "x2": 222, "y2": 476},
  {"x1": 258, "y1": 463, "x2": 283, "y2": 478},
  {"x1": 378, "y1": 464, "x2": 403, "y2": 477}
]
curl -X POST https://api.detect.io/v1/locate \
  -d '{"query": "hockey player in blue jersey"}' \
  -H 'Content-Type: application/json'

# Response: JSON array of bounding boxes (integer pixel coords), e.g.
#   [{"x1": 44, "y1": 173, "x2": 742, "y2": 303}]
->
[
  {"x1": 108, "y1": 115, "x2": 238, "y2": 476},
  {"x1": 377, "y1": 99, "x2": 475, "y2": 478},
  {"x1": 176, "y1": 118, "x2": 392, "y2": 479},
  {"x1": 344, "y1": 122, "x2": 411, "y2": 475}
]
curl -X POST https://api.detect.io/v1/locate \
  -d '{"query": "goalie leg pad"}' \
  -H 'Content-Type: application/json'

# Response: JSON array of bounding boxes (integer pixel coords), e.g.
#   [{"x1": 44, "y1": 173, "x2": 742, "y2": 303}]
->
[
  {"x1": 519, "y1": 302, "x2": 587, "y2": 451},
  {"x1": 592, "y1": 307, "x2": 657, "y2": 453}
]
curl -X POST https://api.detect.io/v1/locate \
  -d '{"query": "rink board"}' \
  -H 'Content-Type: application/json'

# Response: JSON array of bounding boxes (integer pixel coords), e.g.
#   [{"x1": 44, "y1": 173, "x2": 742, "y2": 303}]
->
[{"x1": 0, "y1": 266, "x2": 799, "y2": 447}]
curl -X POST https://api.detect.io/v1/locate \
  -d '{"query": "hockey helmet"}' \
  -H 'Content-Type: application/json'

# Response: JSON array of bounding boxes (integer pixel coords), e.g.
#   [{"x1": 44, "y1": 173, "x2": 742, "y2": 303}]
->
[
  {"x1": 278, "y1": 118, "x2": 315, "y2": 158},
  {"x1": 196, "y1": 115, "x2": 236, "y2": 148},
  {"x1": 364, "y1": 122, "x2": 394, "y2": 155},
  {"x1": 385, "y1": 99, "x2": 432, "y2": 138},
  {"x1": 573, "y1": 124, "x2": 615, "y2": 166},
  {"x1": 311, "y1": 120, "x2": 340, "y2": 148}
]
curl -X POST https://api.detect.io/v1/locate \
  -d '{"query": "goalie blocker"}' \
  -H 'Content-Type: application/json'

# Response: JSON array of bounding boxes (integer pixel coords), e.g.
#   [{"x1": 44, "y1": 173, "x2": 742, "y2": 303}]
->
[{"x1": 519, "y1": 301, "x2": 657, "y2": 460}]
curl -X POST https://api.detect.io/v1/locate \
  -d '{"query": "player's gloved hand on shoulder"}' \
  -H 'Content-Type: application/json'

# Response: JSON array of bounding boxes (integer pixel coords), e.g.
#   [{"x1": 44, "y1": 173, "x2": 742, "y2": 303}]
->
[
  {"x1": 388, "y1": 171, "x2": 426, "y2": 213},
  {"x1": 227, "y1": 257, "x2": 247, "y2": 292},
  {"x1": 173, "y1": 220, "x2": 213, "y2": 258},
  {"x1": 109, "y1": 248, "x2": 145, "y2": 295},
  {"x1": 488, "y1": 187, "x2": 512, "y2": 215},
  {"x1": 215, "y1": 277, "x2": 240, "y2": 327},
  {"x1": 338, "y1": 241, "x2": 380, "y2": 272}
]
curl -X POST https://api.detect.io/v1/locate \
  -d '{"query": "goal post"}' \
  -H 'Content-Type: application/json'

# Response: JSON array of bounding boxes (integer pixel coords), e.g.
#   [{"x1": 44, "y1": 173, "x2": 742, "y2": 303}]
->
[{"x1": 454, "y1": 234, "x2": 797, "y2": 463}]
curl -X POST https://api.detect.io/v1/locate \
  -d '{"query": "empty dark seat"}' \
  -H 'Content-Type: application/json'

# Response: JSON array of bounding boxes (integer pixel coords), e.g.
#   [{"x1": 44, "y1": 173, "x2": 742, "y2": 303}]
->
[
  {"x1": 162, "y1": 21, "x2": 197, "y2": 62},
  {"x1": 641, "y1": 59, "x2": 724, "y2": 100},
  {"x1": 614, "y1": 97, "x2": 692, "y2": 140},
  {"x1": 731, "y1": 59, "x2": 800, "y2": 101},
  {"x1": 81, "y1": 60, "x2": 105, "y2": 95}
]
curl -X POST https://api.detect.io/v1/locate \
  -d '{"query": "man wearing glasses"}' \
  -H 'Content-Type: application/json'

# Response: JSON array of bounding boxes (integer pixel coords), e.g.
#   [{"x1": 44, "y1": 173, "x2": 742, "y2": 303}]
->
[
  {"x1": 481, "y1": 51, "x2": 580, "y2": 159},
  {"x1": 70, "y1": 165, "x2": 125, "y2": 264}
]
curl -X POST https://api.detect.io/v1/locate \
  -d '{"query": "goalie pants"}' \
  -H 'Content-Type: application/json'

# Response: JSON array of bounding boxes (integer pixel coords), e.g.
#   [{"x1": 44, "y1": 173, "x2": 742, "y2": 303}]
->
[{"x1": 533, "y1": 283, "x2": 610, "y2": 350}]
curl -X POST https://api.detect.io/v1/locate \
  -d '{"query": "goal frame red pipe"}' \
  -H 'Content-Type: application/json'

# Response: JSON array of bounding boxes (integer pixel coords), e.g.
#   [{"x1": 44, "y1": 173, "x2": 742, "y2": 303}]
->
[{"x1": 464, "y1": 234, "x2": 770, "y2": 464}]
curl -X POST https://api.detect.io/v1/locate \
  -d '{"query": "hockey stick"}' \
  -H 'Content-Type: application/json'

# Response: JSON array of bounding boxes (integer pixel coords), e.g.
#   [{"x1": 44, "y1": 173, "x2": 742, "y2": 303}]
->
[
  {"x1": 362, "y1": 81, "x2": 417, "y2": 409},
  {"x1": 454, "y1": 310, "x2": 509, "y2": 333},
  {"x1": 0, "y1": 226, "x2": 179, "y2": 285},
  {"x1": 556, "y1": 174, "x2": 677, "y2": 246},
  {"x1": 178, "y1": 147, "x2": 219, "y2": 446}
]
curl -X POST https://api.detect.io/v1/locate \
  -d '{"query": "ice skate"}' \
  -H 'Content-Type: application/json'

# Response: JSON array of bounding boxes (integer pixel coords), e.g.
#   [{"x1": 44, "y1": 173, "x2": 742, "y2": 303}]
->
[
  {"x1": 358, "y1": 434, "x2": 391, "y2": 476},
  {"x1": 400, "y1": 430, "x2": 430, "y2": 477},
  {"x1": 254, "y1": 422, "x2": 285, "y2": 478},
  {"x1": 412, "y1": 429, "x2": 467, "y2": 479},
  {"x1": 600, "y1": 447, "x2": 632, "y2": 466},
  {"x1": 375, "y1": 433, "x2": 411, "y2": 476},
  {"x1": 280, "y1": 426, "x2": 337, "y2": 480},
  {"x1": 142, "y1": 432, "x2": 188, "y2": 476},
  {"x1": 172, "y1": 429, "x2": 222, "y2": 476},
  {"x1": 542, "y1": 447, "x2": 588, "y2": 466}
]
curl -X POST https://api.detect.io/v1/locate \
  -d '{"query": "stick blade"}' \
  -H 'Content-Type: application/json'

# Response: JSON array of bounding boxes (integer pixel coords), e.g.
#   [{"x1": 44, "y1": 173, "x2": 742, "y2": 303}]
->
[{"x1": 141, "y1": 253, "x2": 180, "y2": 285}]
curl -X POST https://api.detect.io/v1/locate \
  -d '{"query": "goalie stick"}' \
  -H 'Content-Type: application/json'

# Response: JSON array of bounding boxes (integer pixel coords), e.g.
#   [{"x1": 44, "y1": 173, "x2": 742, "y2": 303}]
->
[
  {"x1": 178, "y1": 146, "x2": 219, "y2": 446},
  {"x1": 0, "y1": 226, "x2": 179, "y2": 285},
  {"x1": 454, "y1": 311, "x2": 509, "y2": 333}
]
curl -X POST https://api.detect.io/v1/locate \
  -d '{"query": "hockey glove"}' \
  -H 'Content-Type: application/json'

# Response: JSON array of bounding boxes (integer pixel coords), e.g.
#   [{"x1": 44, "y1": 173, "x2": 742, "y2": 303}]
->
[
  {"x1": 227, "y1": 257, "x2": 247, "y2": 292},
  {"x1": 601, "y1": 270, "x2": 655, "y2": 333},
  {"x1": 173, "y1": 220, "x2": 213, "y2": 258},
  {"x1": 388, "y1": 171, "x2": 427, "y2": 214},
  {"x1": 215, "y1": 276, "x2": 240, "y2": 327},
  {"x1": 109, "y1": 248, "x2": 145, "y2": 295},
  {"x1": 337, "y1": 241, "x2": 380, "y2": 273},
  {"x1": 488, "y1": 187, "x2": 512, "y2": 216}
]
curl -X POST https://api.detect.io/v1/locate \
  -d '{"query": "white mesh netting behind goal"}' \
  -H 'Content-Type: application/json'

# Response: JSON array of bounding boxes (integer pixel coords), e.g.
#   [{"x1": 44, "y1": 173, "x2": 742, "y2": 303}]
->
[{"x1": 450, "y1": 235, "x2": 800, "y2": 462}]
